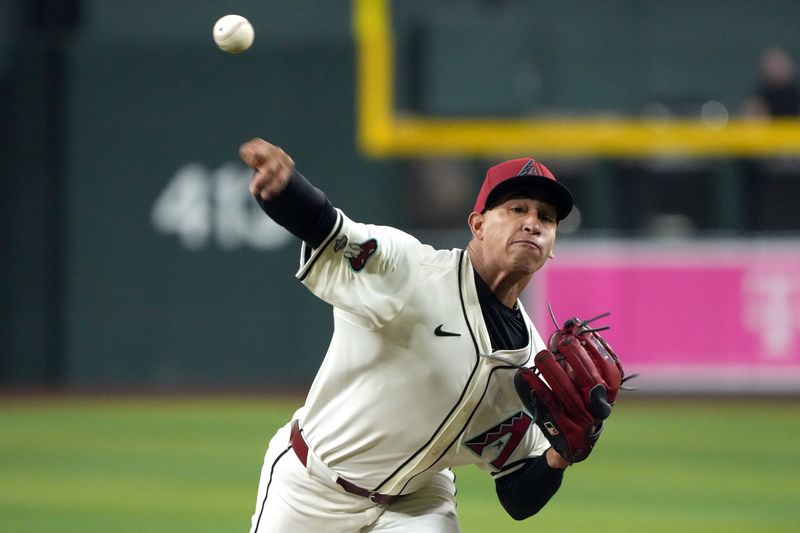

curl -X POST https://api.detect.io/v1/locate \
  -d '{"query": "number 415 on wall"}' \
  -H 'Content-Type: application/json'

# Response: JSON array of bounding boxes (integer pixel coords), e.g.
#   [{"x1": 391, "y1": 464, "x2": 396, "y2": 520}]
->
[{"x1": 151, "y1": 162, "x2": 291, "y2": 251}]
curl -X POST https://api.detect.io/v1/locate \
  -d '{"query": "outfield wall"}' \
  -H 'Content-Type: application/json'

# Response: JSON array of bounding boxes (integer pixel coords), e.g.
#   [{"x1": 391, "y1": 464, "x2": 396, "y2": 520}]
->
[
  {"x1": 527, "y1": 240, "x2": 800, "y2": 394},
  {"x1": 3, "y1": 0, "x2": 800, "y2": 392}
]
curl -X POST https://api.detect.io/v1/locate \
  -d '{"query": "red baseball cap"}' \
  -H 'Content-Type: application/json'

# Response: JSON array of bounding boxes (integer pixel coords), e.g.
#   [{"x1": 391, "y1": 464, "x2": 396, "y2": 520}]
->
[{"x1": 473, "y1": 158, "x2": 573, "y2": 220}]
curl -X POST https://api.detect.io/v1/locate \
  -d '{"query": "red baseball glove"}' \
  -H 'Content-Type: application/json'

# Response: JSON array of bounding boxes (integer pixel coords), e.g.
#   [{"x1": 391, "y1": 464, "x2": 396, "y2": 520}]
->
[{"x1": 514, "y1": 313, "x2": 636, "y2": 464}]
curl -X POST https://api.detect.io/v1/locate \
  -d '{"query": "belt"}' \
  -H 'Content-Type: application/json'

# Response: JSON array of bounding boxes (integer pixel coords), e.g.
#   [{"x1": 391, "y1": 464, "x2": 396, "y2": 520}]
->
[{"x1": 290, "y1": 420, "x2": 400, "y2": 505}]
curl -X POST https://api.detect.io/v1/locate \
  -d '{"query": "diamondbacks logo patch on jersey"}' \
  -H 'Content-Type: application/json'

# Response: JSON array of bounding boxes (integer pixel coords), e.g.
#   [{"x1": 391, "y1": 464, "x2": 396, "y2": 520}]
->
[
  {"x1": 342, "y1": 238, "x2": 378, "y2": 271},
  {"x1": 464, "y1": 411, "x2": 533, "y2": 469}
]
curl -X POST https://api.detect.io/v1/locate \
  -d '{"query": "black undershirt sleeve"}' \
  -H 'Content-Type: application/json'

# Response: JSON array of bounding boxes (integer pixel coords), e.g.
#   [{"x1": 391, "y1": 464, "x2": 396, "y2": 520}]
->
[
  {"x1": 255, "y1": 170, "x2": 337, "y2": 249},
  {"x1": 494, "y1": 455, "x2": 565, "y2": 520}
]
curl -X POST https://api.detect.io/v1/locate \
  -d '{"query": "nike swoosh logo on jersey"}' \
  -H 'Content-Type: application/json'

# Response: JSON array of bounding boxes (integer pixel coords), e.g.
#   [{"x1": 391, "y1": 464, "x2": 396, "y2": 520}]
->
[{"x1": 434, "y1": 324, "x2": 461, "y2": 337}]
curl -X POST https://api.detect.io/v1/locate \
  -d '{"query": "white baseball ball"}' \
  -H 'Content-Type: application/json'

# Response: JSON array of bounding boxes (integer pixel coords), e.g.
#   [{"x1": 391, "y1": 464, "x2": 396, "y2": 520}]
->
[{"x1": 213, "y1": 15, "x2": 254, "y2": 54}]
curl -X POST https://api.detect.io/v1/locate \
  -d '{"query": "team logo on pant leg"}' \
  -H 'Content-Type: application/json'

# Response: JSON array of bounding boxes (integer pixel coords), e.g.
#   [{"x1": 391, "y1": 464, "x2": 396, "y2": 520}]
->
[
  {"x1": 342, "y1": 238, "x2": 378, "y2": 271},
  {"x1": 464, "y1": 411, "x2": 533, "y2": 469}
]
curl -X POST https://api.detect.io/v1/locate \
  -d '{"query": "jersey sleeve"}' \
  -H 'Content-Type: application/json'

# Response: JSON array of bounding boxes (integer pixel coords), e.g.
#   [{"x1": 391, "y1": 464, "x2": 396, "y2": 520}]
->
[{"x1": 295, "y1": 210, "x2": 422, "y2": 328}]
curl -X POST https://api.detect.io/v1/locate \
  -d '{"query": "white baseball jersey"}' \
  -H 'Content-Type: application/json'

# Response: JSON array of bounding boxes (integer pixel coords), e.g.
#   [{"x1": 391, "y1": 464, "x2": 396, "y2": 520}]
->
[{"x1": 292, "y1": 209, "x2": 551, "y2": 496}]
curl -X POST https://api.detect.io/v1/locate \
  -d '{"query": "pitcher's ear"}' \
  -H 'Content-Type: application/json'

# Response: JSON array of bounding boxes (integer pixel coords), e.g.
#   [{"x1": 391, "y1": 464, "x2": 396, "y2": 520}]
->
[{"x1": 468, "y1": 212, "x2": 484, "y2": 238}]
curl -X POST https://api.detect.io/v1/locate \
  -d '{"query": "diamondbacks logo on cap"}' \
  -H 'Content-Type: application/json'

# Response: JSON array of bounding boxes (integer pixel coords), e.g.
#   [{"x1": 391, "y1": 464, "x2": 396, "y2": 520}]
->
[{"x1": 517, "y1": 159, "x2": 543, "y2": 177}]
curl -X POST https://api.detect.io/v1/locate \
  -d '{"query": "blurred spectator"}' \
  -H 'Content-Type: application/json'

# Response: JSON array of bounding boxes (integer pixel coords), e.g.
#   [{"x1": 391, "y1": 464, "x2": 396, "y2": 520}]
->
[
  {"x1": 740, "y1": 46, "x2": 800, "y2": 232},
  {"x1": 743, "y1": 46, "x2": 800, "y2": 118}
]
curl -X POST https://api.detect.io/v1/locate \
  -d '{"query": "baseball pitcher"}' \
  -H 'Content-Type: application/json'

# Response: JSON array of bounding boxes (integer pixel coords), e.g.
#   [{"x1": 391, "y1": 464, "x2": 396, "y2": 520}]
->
[{"x1": 239, "y1": 138, "x2": 632, "y2": 532}]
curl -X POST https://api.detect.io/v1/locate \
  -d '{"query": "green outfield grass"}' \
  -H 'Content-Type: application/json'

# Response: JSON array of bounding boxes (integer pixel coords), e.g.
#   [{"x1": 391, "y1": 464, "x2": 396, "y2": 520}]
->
[{"x1": 1, "y1": 395, "x2": 798, "y2": 532}]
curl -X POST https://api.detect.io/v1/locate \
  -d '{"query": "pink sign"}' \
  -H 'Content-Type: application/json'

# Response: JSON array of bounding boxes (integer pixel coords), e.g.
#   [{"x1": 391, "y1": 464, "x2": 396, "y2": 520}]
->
[{"x1": 528, "y1": 241, "x2": 800, "y2": 392}]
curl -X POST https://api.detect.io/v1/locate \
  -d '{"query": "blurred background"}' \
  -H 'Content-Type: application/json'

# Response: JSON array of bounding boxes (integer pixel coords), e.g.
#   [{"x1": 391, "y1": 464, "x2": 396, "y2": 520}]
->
[
  {"x1": 3, "y1": 0, "x2": 800, "y2": 393},
  {"x1": 1, "y1": 1, "x2": 799, "y2": 531}
]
